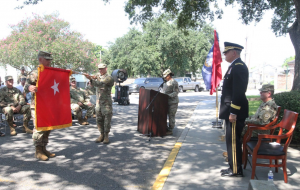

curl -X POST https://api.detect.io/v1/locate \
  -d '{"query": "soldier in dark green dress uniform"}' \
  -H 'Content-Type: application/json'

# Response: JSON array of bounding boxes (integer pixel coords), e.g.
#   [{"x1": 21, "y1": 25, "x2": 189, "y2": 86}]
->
[{"x1": 219, "y1": 42, "x2": 248, "y2": 177}]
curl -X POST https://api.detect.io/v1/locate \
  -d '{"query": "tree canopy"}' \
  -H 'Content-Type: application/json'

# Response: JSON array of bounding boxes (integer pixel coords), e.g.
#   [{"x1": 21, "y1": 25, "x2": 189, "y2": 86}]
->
[
  {"x1": 0, "y1": 13, "x2": 97, "y2": 73},
  {"x1": 103, "y1": 18, "x2": 214, "y2": 78}
]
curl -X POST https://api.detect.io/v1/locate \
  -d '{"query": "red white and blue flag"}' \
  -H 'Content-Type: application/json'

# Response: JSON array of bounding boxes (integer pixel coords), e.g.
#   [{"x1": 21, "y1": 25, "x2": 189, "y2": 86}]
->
[{"x1": 201, "y1": 30, "x2": 222, "y2": 95}]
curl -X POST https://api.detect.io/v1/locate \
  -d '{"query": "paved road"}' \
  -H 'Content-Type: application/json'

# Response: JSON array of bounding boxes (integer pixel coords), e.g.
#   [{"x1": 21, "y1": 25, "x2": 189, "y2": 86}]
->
[{"x1": 0, "y1": 91, "x2": 213, "y2": 190}]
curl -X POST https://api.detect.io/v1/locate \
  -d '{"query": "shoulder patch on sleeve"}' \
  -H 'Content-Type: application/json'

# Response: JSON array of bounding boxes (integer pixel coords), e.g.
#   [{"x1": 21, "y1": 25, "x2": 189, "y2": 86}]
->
[{"x1": 235, "y1": 63, "x2": 243, "y2": 66}]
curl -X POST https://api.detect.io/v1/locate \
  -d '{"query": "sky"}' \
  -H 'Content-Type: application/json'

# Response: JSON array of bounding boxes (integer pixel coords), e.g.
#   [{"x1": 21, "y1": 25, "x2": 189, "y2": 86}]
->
[{"x1": 0, "y1": 0, "x2": 296, "y2": 70}]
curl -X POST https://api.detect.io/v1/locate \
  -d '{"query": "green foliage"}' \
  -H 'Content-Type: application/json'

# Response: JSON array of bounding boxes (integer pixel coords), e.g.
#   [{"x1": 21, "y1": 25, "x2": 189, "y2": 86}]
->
[
  {"x1": 123, "y1": 0, "x2": 223, "y2": 29},
  {"x1": 248, "y1": 100, "x2": 261, "y2": 116},
  {"x1": 0, "y1": 13, "x2": 97, "y2": 73},
  {"x1": 273, "y1": 91, "x2": 300, "y2": 144},
  {"x1": 103, "y1": 18, "x2": 213, "y2": 77},
  {"x1": 282, "y1": 55, "x2": 295, "y2": 68},
  {"x1": 15, "y1": 0, "x2": 43, "y2": 9}
]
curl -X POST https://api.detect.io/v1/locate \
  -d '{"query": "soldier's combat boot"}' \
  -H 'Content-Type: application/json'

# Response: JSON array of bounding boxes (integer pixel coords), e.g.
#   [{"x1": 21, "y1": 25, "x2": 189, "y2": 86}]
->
[
  {"x1": 22, "y1": 123, "x2": 33, "y2": 134},
  {"x1": 8, "y1": 121, "x2": 17, "y2": 136},
  {"x1": 103, "y1": 132, "x2": 109, "y2": 144},
  {"x1": 43, "y1": 146, "x2": 55, "y2": 158},
  {"x1": 166, "y1": 129, "x2": 173, "y2": 136},
  {"x1": 35, "y1": 146, "x2": 48, "y2": 161},
  {"x1": 95, "y1": 133, "x2": 104, "y2": 143},
  {"x1": 83, "y1": 116, "x2": 89, "y2": 125},
  {"x1": 78, "y1": 117, "x2": 86, "y2": 125}
]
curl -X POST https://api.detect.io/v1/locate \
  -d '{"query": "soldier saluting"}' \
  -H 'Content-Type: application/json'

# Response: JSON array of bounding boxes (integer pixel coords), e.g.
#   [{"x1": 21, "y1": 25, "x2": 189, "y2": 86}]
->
[{"x1": 219, "y1": 42, "x2": 249, "y2": 177}]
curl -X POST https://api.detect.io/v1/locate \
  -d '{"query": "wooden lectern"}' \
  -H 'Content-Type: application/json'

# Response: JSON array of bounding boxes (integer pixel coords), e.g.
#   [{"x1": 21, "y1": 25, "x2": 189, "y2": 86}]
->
[{"x1": 137, "y1": 88, "x2": 168, "y2": 137}]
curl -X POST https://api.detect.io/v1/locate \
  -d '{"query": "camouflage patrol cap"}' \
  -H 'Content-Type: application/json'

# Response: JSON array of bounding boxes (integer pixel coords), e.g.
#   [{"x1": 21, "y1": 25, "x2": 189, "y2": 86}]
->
[
  {"x1": 259, "y1": 84, "x2": 274, "y2": 92},
  {"x1": 70, "y1": 77, "x2": 76, "y2": 82},
  {"x1": 5, "y1": 76, "x2": 13, "y2": 81},
  {"x1": 98, "y1": 64, "x2": 107, "y2": 69},
  {"x1": 38, "y1": 51, "x2": 53, "y2": 60},
  {"x1": 163, "y1": 69, "x2": 173, "y2": 78}
]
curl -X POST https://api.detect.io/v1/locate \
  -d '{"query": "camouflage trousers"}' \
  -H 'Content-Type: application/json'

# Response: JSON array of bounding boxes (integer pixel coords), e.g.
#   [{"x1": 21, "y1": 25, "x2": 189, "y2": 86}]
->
[
  {"x1": 31, "y1": 109, "x2": 51, "y2": 147},
  {"x1": 2, "y1": 105, "x2": 31, "y2": 125},
  {"x1": 168, "y1": 103, "x2": 178, "y2": 130},
  {"x1": 96, "y1": 103, "x2": 112, "y2": 133},
  {"x1": 241, "y1": 124, "x2": 270, "y2": 143},
  {"x1": 71, "y1": 103, "x2": 95, "y2": 118}
]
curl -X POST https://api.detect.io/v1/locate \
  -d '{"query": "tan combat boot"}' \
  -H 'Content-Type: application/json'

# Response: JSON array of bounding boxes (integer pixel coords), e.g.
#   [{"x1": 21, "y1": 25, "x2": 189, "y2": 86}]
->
[
  {"x1": 83, "y1": 116, "x2": 89, "y2": 125},
  {"x1": 22, "y1": 123, "x2": 33, "y2": 134},
  {"x1": 43, "y1": 146, "x2": 55, "y2": 158},
  {"x1": 8, "y1": 121, "x2": 17, "y2": 136},
  {"x1": 103, "y1": 132, "x2": 109, "y2": 144},
  {"x1": 77, "y1": 117, "x2": 86, "y2": 125},
  {"x1": 95, "y1": 133, "x2": 104, "y2": 143},
  {"x1": 35, "y1": 146, "x2": 48, "y2": 161}
]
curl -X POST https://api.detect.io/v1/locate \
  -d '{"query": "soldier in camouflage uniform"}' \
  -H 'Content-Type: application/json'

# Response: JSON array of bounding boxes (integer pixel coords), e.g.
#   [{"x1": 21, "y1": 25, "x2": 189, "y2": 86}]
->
[
  {"x1": 84, "y1": 63, "x2": 114, "y2": 144},
  {"x1": 17, "y1": 66, "x2": 28, "y2": 84},
  {"x1": 70, "y1": 77, "x2": 95, "y2": 125},
  {"x1": 242, "y1": 84, "x2": 278, "y2": 138},
  {"x1": 85, "y1": 81, "x2": 96, "y2": 95},
  {"x1": 24, "y1": 51, "x2": 56, "y2": 161},
  {"x1": 162, "y1": 69, "x2": 179, "y2": 136},
  {"x1": 0, "y1": 76, "x2": 32, "y2": 136}
]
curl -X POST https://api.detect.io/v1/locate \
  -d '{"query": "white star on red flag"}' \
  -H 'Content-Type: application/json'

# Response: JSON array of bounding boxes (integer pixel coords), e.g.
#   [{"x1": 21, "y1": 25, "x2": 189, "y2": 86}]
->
[{"x1": 51, "y1": 80, "x2": 60, "y2": 95}]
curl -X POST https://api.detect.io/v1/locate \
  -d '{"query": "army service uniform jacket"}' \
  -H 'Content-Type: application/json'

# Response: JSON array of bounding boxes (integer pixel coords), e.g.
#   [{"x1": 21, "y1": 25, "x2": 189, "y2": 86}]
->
[{"x1": 219, "y1": 58, "x2": 249, "y2": 120}]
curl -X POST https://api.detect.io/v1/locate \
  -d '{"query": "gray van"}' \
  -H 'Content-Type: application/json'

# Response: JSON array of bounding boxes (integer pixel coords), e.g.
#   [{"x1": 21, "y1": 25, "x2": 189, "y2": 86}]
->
[{"x1": 128, "y1": 77, "x2": 164, "y2": 94}]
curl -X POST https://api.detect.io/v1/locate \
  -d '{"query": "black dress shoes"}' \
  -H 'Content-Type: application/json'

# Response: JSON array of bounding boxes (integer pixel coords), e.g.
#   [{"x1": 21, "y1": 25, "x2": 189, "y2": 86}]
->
[
  {"x1": 221, "y1": 168, "x2": 243, "y2": 177},
  {"x1": 220, "y1": 168, "x2": 230, "y2": 173}
]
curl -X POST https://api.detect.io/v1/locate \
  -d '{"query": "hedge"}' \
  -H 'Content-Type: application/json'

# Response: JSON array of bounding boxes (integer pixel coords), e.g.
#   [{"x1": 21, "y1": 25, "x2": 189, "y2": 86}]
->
[{"x1": 273, "y1": 91, "x2": 300, "y2": 144}]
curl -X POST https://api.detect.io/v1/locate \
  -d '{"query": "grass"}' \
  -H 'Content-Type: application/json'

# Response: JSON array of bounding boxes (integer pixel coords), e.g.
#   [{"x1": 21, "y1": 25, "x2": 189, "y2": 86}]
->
[
  {"x1": 247, "y1": 95, "x2": 261, "y2": 116},
  {"x1": 111, "y1": 86, "x2": 115, "y2": 94}
]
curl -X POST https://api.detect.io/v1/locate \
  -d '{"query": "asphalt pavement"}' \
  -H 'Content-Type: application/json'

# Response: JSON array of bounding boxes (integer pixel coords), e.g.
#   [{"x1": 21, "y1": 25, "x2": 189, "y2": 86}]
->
[
  {"x1": 1, "y1": 91, "x2": 300, "y2": 190},
  {"x1": 0, "y1": 92, "x2": 202, "y2": 190},
  {"x1": 160, "y1": 92, "x2": 300, "y2": 190}
]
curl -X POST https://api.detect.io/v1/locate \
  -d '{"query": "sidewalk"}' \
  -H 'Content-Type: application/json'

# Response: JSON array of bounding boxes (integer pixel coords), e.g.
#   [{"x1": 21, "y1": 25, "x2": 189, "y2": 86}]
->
[{"x1": 159, "y1": 99, "x2": 300, "y2": 190}]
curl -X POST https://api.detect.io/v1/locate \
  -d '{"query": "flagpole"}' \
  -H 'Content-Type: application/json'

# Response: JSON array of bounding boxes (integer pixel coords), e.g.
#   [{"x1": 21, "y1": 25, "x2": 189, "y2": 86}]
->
[{"x1": 212, "y1": 87, "x2": 222, "y2": 128}]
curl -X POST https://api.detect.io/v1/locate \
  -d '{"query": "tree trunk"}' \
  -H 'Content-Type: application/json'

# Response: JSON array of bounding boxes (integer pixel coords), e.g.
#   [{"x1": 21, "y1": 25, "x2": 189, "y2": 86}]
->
[{"x1": 290, "y1": 19, "x2": 300, "y2": 91}]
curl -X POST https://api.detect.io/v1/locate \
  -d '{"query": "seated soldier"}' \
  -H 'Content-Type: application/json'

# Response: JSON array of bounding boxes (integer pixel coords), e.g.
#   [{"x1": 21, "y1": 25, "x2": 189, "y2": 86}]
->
[
  {"x1": 243, "y1": 84, "x2": 278, "y2": 137},
  {"x1": 0, "y1": 76, "x2": 32, "y2": 135},
  {"x1": 70, "y1": 77, "x2": 95, "y2": 125},
  {"x1": 223, "y1": 84, "x2": 277, "y2": 160},
  {"x1": 85, "y1": 81, "x2": 96, "y2": 95}
]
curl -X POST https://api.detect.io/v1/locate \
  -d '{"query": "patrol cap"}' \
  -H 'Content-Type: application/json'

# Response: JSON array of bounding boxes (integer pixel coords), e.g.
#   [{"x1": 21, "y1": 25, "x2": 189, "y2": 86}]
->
[
  {"x1": 5, "y1": 76, "x2": 13, "y2": 81},
  {"x1": 21, "y1": 76, "x2": 27, "y2": 81},
  {"x1": 223, "y1": 42, "x2": 244, "y2": 53},
  {"x1": 259, "y1": 84, "x2": 274, "y2": 92},
  {"x1": 70, "y1": 77, "x2": 76, "y2": 82},
  {"x1": 38, "y1": 51, "x2": 53, "y2": 60},
  {"x1": 21, "y1": 66, "x2": 25, "y2": 70},
  {"x1": 163, "y1": 69, "x2": 174, "y2": 78},
  {"x1": 98, "y1": 63, "x2": 107, "y2": 69}
]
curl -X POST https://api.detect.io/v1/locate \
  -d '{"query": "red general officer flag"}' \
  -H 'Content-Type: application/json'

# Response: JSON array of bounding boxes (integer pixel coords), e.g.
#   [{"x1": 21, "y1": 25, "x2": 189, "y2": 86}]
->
[
  {"x1": 210, "y1": 30, "x2": 222, "y2": 95},
  {"x1": 35, "y1": 65, "x2": 72, "y2": 131}
]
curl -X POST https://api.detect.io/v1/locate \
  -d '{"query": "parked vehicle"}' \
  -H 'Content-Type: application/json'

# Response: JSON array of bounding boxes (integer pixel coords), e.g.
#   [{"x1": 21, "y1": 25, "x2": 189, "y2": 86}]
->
[
  {"x1": 174, "y1": 77, "x2": 203, "y2": 92},
  {"x1": 128, "y1": 77, "x2": 164, "y2": 94}
]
